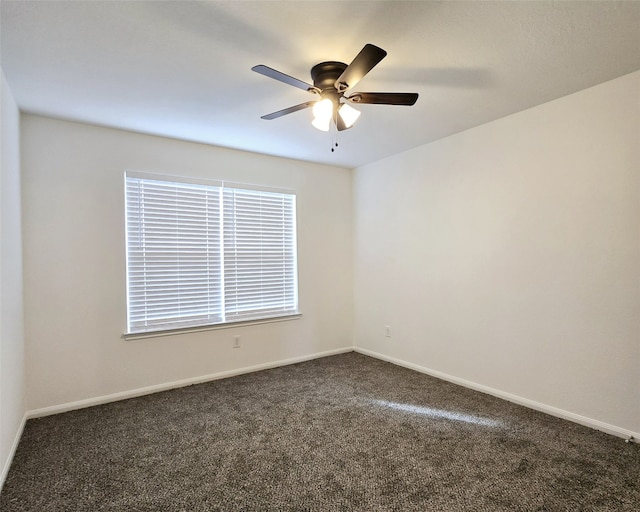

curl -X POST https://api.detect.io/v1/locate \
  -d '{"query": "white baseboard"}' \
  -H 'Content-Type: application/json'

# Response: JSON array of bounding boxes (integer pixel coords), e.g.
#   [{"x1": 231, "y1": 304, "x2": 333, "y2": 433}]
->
[
  {"x1": 0, "y1": 413, "x2": 27, "y2": 492},
  {"x1": 355, "y1": 347, "x2": 638, "y2": 443},
  {"x1": 27, "y1": 346, "x2": 354, "y2": 419}
]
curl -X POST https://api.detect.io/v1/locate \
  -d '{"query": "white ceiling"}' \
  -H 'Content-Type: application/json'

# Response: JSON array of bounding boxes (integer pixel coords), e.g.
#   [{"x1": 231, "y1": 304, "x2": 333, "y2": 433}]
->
[{"x1": 2, "y1": 1, "x2": 639, "y2": 169}]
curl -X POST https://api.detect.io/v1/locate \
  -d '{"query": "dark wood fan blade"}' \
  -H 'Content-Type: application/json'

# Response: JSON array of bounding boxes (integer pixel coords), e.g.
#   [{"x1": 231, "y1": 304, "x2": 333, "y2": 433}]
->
[
  {"x1": 260, "y1": 101, "x2": 316, "y2": 120},
  {"x1": 347, "y1": 92, "x2": 419, "y2": 106},
  {"x1": 252, "y1": 65, "x2": 317, "y2": 93},
  {"x1": 334, "y1": 44, "x2": 387, "y2": 92}
]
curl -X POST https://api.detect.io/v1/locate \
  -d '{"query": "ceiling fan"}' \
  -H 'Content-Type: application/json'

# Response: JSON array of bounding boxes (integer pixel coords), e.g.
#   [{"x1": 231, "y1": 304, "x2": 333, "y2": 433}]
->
[{"x1": 252, "y1": 44, "x2": 418, "y2": 132}]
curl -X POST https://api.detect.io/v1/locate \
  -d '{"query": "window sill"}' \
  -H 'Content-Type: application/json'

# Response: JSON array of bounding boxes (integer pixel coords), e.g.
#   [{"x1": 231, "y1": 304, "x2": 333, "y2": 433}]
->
[{"x1": 122, "y1": 313, "x2": 302, "y2": 341}]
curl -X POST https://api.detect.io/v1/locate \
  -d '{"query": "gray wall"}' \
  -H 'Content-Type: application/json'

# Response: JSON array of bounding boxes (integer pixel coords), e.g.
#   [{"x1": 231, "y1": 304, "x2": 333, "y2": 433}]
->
[
  {"x1": 0, "y1": 70, "x2": 25, "y2": 487},
  {"x1": 353, "y1": 71, "x2": 640, "y2": 436}
]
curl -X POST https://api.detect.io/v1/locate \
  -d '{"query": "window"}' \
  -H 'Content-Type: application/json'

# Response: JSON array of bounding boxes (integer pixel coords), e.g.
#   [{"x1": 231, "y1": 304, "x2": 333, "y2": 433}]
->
[{"x1": 125, "y1": 172, "x2": 298, "y2": 335}]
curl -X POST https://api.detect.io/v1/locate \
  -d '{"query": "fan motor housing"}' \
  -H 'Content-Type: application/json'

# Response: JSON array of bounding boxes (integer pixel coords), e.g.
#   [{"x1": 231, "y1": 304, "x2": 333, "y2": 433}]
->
[{"x1": 310, "y1": 61, "x2": 347, "y2": 92}]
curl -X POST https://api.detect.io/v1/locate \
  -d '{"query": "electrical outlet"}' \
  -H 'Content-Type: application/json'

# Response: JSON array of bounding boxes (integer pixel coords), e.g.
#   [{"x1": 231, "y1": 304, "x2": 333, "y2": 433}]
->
[
  {"x1": 385, "y1": 325, "x2": 391, "y2": 338},
  {"x1": 233, "y1": 335, "x2": 241, "y2": 348}
]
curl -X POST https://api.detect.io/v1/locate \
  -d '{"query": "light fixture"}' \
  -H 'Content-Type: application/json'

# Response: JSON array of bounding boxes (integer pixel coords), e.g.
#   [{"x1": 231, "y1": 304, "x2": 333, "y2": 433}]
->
[
  {"x1": 337, "y1": 103, "x2": 361, "y2": 128},
  {"x1": 311, "y1": 97, "x2": 362, "y2": 132},
  {"x1": 312, "y1": 98, "x2": 333, "y2": 132}
]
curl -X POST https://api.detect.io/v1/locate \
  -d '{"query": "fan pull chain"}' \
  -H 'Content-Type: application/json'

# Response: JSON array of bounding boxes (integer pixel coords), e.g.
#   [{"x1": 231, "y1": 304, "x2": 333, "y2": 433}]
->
[{"x1": 331, "y1": 125, "x2": 339, "y2": 153}]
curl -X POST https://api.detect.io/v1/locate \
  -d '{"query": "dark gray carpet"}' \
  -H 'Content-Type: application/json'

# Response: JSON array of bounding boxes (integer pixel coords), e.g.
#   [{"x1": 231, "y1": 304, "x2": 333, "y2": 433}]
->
[{"x1": 1, "y1": 352, "x2": 638, "y2": 511}]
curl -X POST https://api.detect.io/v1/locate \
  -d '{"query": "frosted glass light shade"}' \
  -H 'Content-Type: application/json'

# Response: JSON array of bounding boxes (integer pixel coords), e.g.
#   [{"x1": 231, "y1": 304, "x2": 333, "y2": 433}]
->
[
  {"x1": 312, "y1": 98, "x2": 333, "y2": 120},
  {"x1": 338, "y1": 103, "x2": 361, "y2": 128},
  {"x1": 312, "y1": 116, "x2": 331, "y2": 131}
]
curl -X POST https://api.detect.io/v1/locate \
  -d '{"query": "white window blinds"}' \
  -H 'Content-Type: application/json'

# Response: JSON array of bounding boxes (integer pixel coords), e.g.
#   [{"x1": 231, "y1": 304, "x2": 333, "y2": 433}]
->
[
  {"x1": 223, "y1": 188, "x2": 297, "y2": 321},
  {"x1": 125, "y1": 173, "x2": 298, "y2": 334}
]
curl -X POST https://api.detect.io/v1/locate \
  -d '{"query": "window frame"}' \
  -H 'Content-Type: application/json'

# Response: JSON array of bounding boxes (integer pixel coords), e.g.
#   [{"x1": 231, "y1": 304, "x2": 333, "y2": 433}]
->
[{"x1": 123, "y1": 171, "x2": 300, "y2": 340}]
